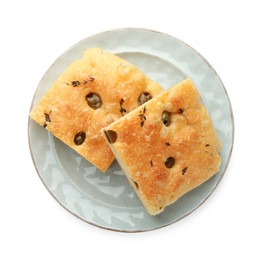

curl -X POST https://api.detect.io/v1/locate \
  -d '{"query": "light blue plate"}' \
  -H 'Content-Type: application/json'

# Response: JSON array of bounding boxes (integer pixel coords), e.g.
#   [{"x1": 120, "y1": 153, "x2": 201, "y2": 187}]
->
[{"x1": 28, "y1": 28, "x2": 234, "y2": 232}]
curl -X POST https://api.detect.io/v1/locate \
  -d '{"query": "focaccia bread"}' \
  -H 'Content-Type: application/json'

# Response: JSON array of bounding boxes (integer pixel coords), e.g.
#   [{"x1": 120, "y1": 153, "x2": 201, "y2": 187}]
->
[
  {"x1": 103, "y1": 78, "x2": 221, "y2": 215},
  {"x1": 30, "y1": 48, "x2": 163, "y2": 172}
]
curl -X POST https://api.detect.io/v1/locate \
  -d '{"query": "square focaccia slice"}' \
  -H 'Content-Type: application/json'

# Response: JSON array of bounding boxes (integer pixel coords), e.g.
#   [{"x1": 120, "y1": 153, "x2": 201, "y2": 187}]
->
[
  {"x1": 30, "y1": 48, "x2": 163, "y2": 172},
  {"x1": 103, "y1": 78, "x2": 221, "y2": 215}
]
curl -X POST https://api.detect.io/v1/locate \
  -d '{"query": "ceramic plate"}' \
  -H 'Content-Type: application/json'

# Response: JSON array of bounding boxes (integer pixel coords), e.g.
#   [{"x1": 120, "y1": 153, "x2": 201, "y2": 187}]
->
[{"x1": 28, "y1": 28, "x2": 234, "y2": 232}]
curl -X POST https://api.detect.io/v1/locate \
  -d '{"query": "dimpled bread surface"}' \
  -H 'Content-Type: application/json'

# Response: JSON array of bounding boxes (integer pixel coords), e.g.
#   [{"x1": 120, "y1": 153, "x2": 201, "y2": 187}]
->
[
  {"x1": 30, "y1": 48, "x2": 163, "y2": 172},
  {"x1": 103, "y1": 78, "x2": 221, "y2": 215}
]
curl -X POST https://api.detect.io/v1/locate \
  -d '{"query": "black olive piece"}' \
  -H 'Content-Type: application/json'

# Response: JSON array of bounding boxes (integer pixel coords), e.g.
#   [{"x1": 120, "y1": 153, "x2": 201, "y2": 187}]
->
[
  {"x1": 162, "y1": 111, "x2": 171, "y2": 126},
  {"x1": 86, "y1": 93, "x2": 102, "y2": 109},
  {"x1": 132, "y1": 180, "x2": 139, "y2": 189},
  {"x1": 165, "y1": 157, "x2": 175, "y2": 169},
  {"x1": 74, "y1": 132, "x2": 86, "y2": 145},
  {"x1": 177, "y1": 108, "x2": 184, "y2": 114},
  {"x1": 138, "y1": 92, "x2": 152, "y2": 105},
  {"x1": 150, "y1": 160, "x2": 153, "y2": 167},
  {"x1": 104, "y1": 130, "x2": 117, "y2": 144}
]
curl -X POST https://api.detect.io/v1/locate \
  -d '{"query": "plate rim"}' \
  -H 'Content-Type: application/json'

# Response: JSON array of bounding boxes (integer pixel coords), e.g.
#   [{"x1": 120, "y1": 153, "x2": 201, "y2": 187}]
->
[{"x1": 28, "y1": 27, "x2": 234, "y2": 232}]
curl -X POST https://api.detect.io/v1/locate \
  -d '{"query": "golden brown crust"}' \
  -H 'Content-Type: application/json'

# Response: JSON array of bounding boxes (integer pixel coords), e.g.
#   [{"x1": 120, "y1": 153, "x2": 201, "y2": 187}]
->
[
  {"x1": 30, "y1": 48, "x2": 163, "y2": 172},
  {"x1": 103, "y1": 78, "x2": 221, "y2": 214}
]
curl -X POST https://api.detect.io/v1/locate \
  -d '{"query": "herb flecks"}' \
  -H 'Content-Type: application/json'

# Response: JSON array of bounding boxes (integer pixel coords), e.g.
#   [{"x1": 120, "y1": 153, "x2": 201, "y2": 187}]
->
[
  {"x1": 138, "y1": 106, "x2": 147, "y2": 127},
  {"x1": 43, "y1": 111, "x2": 52, "y2": 128},
  {"x1": 182, "y1": 167, "x2": 188, "y2": 175},
  {"x1": 83, "y1": 77, "x2": 94, "y2": 84},
  {"x1": 120, "y1": 98, "x2": 127, "y2": 116},
  {"x1": 70, "y1": 77, "x2": 94, "y2": 87},
  {"x1": 45, "y1": 113, "x2": 51, "y2": 123},
  {"x1": 150, "y1": 160, "x2": 153, "y2": 167},
  {"x1": 71, "y1": 80, "x2": 80, "y2": 87},
  {"x1": 165, "y1": 142, "x2": 171, "y2": 146},
  {"x1": 205, "y1": 144, "x2": 210, "y2": 147}
]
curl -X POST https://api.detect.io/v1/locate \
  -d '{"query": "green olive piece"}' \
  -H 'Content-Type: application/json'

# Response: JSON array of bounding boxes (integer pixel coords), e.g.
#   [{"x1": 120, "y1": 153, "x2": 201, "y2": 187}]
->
[
  {"x1": 165, "y1": 157, "x2": 175, "y2": 168},
  {"x1": 86, "y1": 93, "x2": 102, "y2": 109},
  {"x1": 138, "y1": 92, "x2": 152, "y2": 105},
  {"x1": 162, "y1": 111, "x2": 171, "y2": 126},
  {"x1": 74, "y1": 132, "x2": 86, "y2": 145}
]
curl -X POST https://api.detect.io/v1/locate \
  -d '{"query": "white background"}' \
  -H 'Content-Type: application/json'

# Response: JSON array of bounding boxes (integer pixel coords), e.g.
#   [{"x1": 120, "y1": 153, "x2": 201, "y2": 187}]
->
[{"x1": 1, "y1": 0, "x2": 261, "y2": 259}]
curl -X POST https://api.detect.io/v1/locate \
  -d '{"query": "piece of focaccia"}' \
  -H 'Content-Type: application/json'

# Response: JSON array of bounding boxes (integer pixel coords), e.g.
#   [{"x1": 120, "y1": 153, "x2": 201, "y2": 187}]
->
[
  {"x1": 103, "y1": 78, "x2": 221, "y2": 215},
  {"x1": 30, "y1": 48, "x2": 163, "y2": 172}
]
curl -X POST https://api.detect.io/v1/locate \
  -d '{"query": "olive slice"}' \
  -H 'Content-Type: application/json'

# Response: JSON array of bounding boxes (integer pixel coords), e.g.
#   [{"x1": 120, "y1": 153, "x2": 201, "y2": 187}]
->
[
  {"x1": 86, "y1": 93, "x2": 102, "y2": 109},
  {"x1": 131, "y1": 179, "x2": 139, "y2": 189},
  {"x1": 138, "y1": 92, "x2": 152, "y2": 105},
  {"x1": 165, "y1": 157, "x2": 175, "y2": 168},
  {"x1": 104, "y1": 130, "x2": 117, "y2": 144},
  {"x1": 162, "y1": 111, "x2": 171, "y2": 126},
  {"x1": 74, "y1": 132, "x2": 86, "y2": 145}
]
